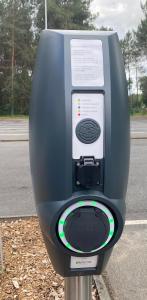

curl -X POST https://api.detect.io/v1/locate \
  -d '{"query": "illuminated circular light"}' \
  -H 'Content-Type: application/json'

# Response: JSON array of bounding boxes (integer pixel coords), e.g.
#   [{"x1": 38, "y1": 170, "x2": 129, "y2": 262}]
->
[
  {"x1": 109, "y1": 218, "x2": 114, "y2": 224},
  {"x1": 59, "y1": 232, "x2": 65, "y2": 238},
  {"x1": 109, "y1": 230, "x2": 114, "y2": 237},
  {"x1": 79, "y1": 201, "x2": 85, "y2": 206},
  {"x1": 58, "y1": 201, "x2": 115, "y2": 254},
  {"x1": 66, "y1": 242, "x2": 72, "y2": 250},
  {"x1": 59, "y1": 220, "x2": 65, "y2": 225}
]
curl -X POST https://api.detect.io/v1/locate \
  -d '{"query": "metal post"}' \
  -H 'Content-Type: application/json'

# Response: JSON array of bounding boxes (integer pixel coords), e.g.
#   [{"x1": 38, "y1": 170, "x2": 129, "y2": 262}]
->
[
  {"x1": 44, "y1": 0, "x2": 47, "y2": 29},
  {"x1": 65, "y1": 276, "x2": 92, "y2": 300}
]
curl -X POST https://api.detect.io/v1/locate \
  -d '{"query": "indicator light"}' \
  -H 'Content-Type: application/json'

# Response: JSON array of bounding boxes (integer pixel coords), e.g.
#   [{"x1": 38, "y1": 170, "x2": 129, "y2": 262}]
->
[
  {"x1": 101, "y1": 242, "x2": 107, "y2": 247},
  {"x1": 79, "y1": 201, "x2": 85, "y2": 206},
  {"x1": 109, "y1": 230, "x2": 114, "y2": 237},
  {"x1": 59, "y1": 220, "x2": 65, "y2": 225},
  {"x1": 109, "y1": 218, "x2": 114, "y2": 224},
  {"x1": 66, "y1": 242, "x2": 72, "y2": 249},
  {"x1": 59, "y1": 232, "x2": 65, "y2": 238},
  {"x1": 58, "y1": 201, "x2": 115, "y2": 254}
]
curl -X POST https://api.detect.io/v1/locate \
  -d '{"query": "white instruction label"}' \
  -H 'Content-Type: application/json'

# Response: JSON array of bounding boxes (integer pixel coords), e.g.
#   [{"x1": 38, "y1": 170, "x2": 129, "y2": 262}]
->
[
  {"x1": 70, "y1": 256, "x2": 98, "y2": 269},
  {"x1": 71, "y1": 39, "x2": 104, "y2": 87}
]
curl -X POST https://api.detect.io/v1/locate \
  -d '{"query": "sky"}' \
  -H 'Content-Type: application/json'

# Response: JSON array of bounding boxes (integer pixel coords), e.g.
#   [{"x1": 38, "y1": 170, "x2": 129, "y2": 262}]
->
[{"x1": 91, "y1": 0, "x2": 146, "y2": 38}]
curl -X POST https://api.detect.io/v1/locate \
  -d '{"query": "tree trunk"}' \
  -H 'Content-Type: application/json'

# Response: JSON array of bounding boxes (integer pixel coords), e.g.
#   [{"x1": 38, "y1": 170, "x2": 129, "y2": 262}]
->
[
  {"x1": 11, "y1": 0, "x2": 15, "y2": 116},
  {"x1": 136, "y1": 66, "x2": 139, "y2": 109},
  {"x1": 128, "y1": 64, "x2": 132, "y2": 113}
]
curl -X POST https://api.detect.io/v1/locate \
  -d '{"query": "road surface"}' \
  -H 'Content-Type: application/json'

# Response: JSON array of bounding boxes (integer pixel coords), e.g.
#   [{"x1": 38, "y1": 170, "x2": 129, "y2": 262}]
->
[{"x1": 0, "y1": 119, "x2": 28, "y2": 141}]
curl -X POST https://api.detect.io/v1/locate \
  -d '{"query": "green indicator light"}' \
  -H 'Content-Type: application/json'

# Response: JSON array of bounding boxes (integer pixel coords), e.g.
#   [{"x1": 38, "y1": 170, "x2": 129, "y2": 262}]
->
[
  {"x1": 79, "y1": 201, "x2": 84, "y2": 206},
  {"x1": 109, "y1": 230, "x2": 114, "y2": 237},
  {"x1": 103, "y1": 209, "x2": 109, "y2": 214},
  {"x1": 101, "y1": 242, "x2": 107, "y2": 247},
  {"x1": 59, "y1": 232, "x2": 65, "y2": 238},
  {"x1": 59, "y1": 220, "x2": 65, "y2": 225},
  {"x1": 92, "y1": 201, "x2": 97, "y2": 206},
  {"x1": 109, "y1": 218, "x2": 114, "y2": 224},
  {"x1": 66, "y1": 208, "x2": 71, "y2": 214},
  {"x1": 66, "y1": 242, "x2": 72, "y2": 249}
]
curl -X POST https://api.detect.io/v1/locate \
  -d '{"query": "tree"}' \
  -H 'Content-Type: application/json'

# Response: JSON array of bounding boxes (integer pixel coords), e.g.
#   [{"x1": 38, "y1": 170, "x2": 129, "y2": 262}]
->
[
  {"x1": 140, "y1": 76, "x2": 147, "y2": 107},
  {"x1": 120, "y1": 30, "x2": 142, "y2": 104},
  {"x1": 135, "y1": 1, "x2": 147, "y2": 58},
  {"x1": 98, "y1": 26, "x2": 113, "y2": 31},
  {"x1": 0, "y1": 0, "x2": 35, "y2": 115},
  {"x1": 36, "y1": 0, "x2": 96, "y2": 33},
  {"x1": 120, "y1": 31, "x2": 135, "y2": 96}
]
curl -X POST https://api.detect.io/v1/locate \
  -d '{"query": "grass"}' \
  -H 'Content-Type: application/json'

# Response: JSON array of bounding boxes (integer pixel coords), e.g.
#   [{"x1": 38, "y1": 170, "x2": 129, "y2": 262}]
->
[
  {"x1": 131, "y1": 112, "x2": 147, "y2": 118},
  {"x1": 0, "y1": 115, "x2": 29, "y2": 120}
]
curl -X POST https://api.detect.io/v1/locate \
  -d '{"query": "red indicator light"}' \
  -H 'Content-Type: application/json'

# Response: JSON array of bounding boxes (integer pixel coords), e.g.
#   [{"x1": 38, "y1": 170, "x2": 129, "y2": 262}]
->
[{"x1": 78, "y1": 113, "x2": 80, "y2": 116}]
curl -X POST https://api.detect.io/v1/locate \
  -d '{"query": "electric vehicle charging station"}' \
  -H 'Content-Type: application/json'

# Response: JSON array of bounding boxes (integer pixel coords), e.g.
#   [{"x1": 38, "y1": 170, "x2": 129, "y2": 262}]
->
[{"x1": 30, "y1": 29, "x2": 130, "y2": 299}]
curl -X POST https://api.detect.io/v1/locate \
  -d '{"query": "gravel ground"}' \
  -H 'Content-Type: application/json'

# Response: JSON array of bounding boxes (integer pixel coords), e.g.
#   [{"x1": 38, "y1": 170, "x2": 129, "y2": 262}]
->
[{"x1": 0, "y1": 218, "x2": 99, "y2": 300}]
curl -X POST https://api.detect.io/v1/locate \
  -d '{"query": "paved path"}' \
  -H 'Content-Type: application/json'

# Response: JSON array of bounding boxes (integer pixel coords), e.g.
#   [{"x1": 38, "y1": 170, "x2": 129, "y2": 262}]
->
[
  {"x1": 0, "y1": 141, "x2": 36, "y2": 217},
  {"x1": 104, "y1": 224, "x2": 147, "y2": 300},
  {"x1": 131, "y1": 117, "x2": 147, "y2": 138}
]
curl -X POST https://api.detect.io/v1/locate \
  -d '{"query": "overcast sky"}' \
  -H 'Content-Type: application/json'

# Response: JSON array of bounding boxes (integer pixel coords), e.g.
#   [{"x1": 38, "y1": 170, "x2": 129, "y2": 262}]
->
[{"x1": 91, "y1": 0, "x2": 146, "y2": 38}]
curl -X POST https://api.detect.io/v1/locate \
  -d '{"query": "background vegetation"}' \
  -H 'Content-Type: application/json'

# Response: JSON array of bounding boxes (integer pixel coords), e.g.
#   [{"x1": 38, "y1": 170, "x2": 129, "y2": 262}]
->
[{"x1": 0, "y1": 0, "x2": 147, "y2": 116}]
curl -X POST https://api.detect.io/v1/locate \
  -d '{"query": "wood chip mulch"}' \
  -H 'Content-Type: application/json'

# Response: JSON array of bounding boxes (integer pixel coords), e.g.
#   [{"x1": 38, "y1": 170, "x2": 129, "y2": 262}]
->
[{"x1": 0, "y1": 217, "x2": 99, "y2": 300}]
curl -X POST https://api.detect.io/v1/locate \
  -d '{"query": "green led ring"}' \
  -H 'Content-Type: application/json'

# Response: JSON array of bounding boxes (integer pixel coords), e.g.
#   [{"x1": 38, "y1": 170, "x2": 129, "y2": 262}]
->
[{"x1": 58, "y1": 201, "x2": 115, "y2": 254}]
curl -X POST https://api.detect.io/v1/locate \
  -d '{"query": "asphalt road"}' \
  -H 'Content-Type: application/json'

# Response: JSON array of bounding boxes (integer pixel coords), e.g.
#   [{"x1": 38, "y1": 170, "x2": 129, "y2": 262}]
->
[
  {"x1": 0, "y1": 141, "x2": 36, "y2": 217},
  {"x1": 0, "y1": 119, "x2": 28, "y2": 141},
  {"x1": 126, "y1": 139, "x2": 147, "y2": 220},
  {"x1": 131, "y1": 117, "x2": 147, "y2": 134},
  {"x1": 0, "y1": 139, "x2": 146, "y2": 219}
]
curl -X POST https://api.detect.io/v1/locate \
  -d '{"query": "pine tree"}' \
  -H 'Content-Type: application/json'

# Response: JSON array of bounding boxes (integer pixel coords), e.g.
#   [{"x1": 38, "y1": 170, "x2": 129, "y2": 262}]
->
[
  {"x1": 140, "y1": 76, "x2": 147, "y2": 107},
  {"x1": 36, "y1": 0, "x2": 96, "y2": 32},
  {"x1": 0, "y1": 0, "x2": 35, "y2": 115},
  {"x1": 135, "y1": 1, "x2": 147, "y2": 57}
]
